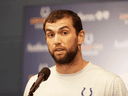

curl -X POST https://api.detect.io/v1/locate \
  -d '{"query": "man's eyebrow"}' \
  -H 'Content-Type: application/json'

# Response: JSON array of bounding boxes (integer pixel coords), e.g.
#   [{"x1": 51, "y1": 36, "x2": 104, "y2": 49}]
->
[
  {"x1": 45, "y1": 26, "x2": 70, "y2": 33},
  {"x1": 45, "y1": 29, "x2": 52, "y2": 33},
  {"x1": 59, "y1": 26, "x2": 70, "y2": 30}
]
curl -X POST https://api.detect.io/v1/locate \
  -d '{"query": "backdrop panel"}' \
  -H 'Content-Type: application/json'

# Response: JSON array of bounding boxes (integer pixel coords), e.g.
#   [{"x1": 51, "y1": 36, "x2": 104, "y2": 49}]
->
[{"x1": 22, "y1": 1, "x2": 128, "y2": 91}]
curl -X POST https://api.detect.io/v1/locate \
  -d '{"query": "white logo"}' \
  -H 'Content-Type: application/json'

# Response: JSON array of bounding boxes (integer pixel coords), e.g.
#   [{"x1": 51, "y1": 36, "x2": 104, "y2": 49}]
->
[
  {"x1": 95, "y1": 11, "x2": 110, "y2": 21},
  {"x1": 114, "y1": 39, "x2": 128, "y2": 49},
  {"x1": 78, "y1": 10, "x2": 110, "y2": 22},
  {"x1": 38, "y1": 63, "x2": 49, "y2": 72},
  {"x1": 40, "y1": 6, "x2": 51, "y2": 18},
  {"x1": 27, "y1": 42, "x2": 48, "y2": 52},
  {"x1": 34, "y1": 23, "x2": 43, "y2": 29},
  {"x1": 124, "y1": 19, "x2": 128, "y2": 25},
  {"x1": 84, "y1": 33, "x2": 94, "y2": 45},
  {"x1": 82, "y1": 33, "x2": 103, "y2": 56},
  {"x1": 82, "y1": 50, "x2": 99, "y2": 56},
  {"x1": 78, "y1": 11, "x2": 95, "y2": 21}
]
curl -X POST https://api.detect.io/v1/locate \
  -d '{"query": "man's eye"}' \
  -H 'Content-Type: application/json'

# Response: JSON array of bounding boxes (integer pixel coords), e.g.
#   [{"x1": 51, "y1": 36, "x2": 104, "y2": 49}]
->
[
  {"x1": 47, "y1": 33, "x2": 54, "y2": 37},
  {"x1": 62, "y1": 32, "x2": 67, "y2": 35}
]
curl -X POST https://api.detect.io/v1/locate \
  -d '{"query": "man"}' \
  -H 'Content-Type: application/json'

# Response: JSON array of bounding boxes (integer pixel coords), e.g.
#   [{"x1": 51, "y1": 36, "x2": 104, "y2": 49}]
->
[{"x1": 24, "y1": 10, "x2": 128, "y2": 96}]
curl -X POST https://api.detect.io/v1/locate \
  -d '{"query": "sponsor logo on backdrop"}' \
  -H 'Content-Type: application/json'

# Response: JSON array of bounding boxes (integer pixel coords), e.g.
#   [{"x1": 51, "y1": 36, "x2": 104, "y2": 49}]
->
[
  {"x1": 27, "y1": 42, "x2": 48, "y2": 52},
  {"x1": 124, "y1": 19, "x2": 128, "y2": 25},
  {"x1": 34, "y1": 22, "x2": 44, "y2": 29},
  {"x1": 40, "y1": 6, "x2": 51, "y2": 18},
  {"x1": 78, "y1": 10, "x2": 110, "y2": 22},
  {"x1": 119, "y1": 13, "x2": 128, "y2": 25},
  {"x1": 38, "y1": 63, "x2": 49, "y2": 72},
  {"x1": 30, "y1": 6, "x2": 51, "y2": 29},
  {"x1": 82, "y1": 33, "x2": 103, "y2": 56},
  {"x1": 114, "y1": 39, "x2": 128, "y2": 49}
]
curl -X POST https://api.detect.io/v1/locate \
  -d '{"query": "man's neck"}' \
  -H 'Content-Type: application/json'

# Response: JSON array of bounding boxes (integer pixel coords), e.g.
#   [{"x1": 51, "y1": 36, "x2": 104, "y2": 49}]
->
[{"x1": 55, "y1": 52, "x2": 88, "y2": 74}]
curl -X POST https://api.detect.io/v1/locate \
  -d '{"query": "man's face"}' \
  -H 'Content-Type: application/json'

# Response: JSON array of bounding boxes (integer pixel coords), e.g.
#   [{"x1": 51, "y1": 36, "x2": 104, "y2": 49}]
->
[{"x1": 45, "y1": 17, "x2": 78, "y2": 65}]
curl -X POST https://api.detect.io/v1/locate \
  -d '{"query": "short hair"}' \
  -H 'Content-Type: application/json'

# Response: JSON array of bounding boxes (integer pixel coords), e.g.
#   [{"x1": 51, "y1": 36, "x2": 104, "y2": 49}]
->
[{"x1": 43, "y1": 10, "x2": 83, "y2": 36}]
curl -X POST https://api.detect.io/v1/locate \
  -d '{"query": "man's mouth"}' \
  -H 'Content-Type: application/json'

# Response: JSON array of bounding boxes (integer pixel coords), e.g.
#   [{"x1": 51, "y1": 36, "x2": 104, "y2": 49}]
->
[
  {"x1": 54, "y1": 47, "x2": 65, "y2": 51},
  {"x1": 54, "y1": 48, "x2": 65, "y2": 54},
  {"x1": 55, "y1": 49, "x2": 64, "y2": 51}
]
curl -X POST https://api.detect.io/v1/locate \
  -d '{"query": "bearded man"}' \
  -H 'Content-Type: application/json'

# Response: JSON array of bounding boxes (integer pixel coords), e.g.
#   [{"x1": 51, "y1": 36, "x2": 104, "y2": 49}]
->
[{"x1": 24, "y1": 10, "x2": 128, "y2": 96}]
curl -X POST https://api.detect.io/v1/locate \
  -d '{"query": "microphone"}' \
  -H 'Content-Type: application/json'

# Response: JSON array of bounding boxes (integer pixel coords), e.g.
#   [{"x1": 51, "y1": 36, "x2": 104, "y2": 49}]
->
[{"x1": 28, "y1": 67, "x2": 51, "y2": 96}]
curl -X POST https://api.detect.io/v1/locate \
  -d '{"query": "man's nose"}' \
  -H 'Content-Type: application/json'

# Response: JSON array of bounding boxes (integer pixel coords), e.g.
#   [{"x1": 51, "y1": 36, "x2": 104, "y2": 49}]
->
[{"x1": 54, "y1": 34, "x2": 61, "y2": 44}]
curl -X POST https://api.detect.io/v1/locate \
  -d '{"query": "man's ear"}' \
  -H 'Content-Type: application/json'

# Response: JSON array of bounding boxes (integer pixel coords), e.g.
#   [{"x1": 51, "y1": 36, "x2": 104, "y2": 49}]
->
[{"x1": 78, "y1": 30, "x2": 85, "y2": 45}]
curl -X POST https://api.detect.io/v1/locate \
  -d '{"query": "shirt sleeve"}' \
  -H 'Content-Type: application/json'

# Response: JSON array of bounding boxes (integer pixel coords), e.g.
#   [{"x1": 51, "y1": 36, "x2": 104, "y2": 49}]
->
[{"x1": 109, "y1": 76, "x2": 128, "y2": 96}]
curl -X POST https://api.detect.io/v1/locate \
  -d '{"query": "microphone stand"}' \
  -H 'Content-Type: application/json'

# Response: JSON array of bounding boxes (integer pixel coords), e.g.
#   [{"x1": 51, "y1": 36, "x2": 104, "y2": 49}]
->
[{"x1": 28, "y1": 82, "x2": 39, "y2": 96}]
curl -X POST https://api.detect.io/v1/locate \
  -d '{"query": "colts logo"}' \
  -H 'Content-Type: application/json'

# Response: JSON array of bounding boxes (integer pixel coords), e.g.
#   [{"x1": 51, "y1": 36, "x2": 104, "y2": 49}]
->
[{"x1": 81, "y1": 87, "x2": 93, "y2": 96}]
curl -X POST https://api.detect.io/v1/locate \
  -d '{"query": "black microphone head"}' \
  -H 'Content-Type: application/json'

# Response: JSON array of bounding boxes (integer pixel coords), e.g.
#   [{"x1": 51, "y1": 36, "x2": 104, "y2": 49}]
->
[{"x1": 38, "y1": 67, "x2": 51, "y2": 81}]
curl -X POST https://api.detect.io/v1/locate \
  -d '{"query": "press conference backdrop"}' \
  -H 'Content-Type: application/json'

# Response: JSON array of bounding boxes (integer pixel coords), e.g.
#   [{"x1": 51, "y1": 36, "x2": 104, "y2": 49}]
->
[{"x1": 22, "y1": 1, "x2": 128, "y2": 91}]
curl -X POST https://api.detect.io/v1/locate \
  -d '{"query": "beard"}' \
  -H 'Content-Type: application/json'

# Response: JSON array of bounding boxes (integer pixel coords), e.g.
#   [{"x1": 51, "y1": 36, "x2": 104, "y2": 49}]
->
[{"x1": 49, "y1": 43, "x2": 78, "y2": 65}]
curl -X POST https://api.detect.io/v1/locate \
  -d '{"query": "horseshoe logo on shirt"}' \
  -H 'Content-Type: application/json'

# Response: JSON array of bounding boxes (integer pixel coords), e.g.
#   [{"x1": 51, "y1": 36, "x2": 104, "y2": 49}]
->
[{"x1": 81, "y1": 87, "x2": 93, "y2": 96}]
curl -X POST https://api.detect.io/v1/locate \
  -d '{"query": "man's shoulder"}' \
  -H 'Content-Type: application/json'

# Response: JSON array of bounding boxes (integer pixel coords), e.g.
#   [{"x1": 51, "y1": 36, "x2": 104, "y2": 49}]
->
[
  {"x1": 49, "y1": 65, "x2": 56, "y2": 71},
  {"x1": 89, "y1": 62, "x2": 118, "y2": 79},
  {"x1": 29, "y1": 74, "x2": 38, "y2": 83}
]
